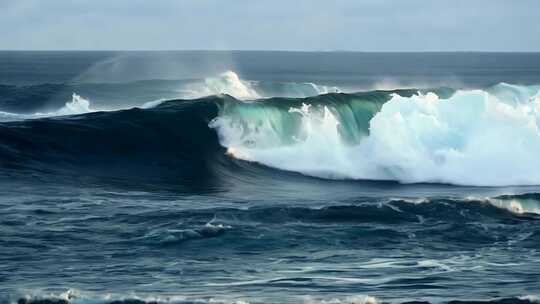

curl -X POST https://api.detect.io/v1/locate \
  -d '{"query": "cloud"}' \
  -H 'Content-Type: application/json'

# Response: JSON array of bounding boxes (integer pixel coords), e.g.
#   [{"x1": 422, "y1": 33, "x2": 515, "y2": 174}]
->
[{"x1": 0, "y1": 0, "x2": 538, "y2": 51}]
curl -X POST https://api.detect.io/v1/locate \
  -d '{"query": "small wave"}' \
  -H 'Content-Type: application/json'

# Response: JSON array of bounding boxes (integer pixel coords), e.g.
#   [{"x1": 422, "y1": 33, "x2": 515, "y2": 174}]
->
[
  {"x1": 392, "y1": 193, "x2": 540, "y2": 216},
  {"x1": 488, "y1": 193, "x2": 540, "y2": 215},
  {"x1": 216, "y1": 196, "x2": 540, "y2": 226},
  {"x1": 139, "y1": 221, "x2": 231, "y2": 245},
  {"x1": 0, "y1": 93, "x2": 94, "y2": 122}
]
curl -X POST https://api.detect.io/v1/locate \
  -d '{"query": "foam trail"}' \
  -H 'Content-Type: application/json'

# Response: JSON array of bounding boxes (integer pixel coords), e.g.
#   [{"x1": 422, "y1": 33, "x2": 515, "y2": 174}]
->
[{"x1": 211, "y1": 84, "x2": 540, "y2": 186}]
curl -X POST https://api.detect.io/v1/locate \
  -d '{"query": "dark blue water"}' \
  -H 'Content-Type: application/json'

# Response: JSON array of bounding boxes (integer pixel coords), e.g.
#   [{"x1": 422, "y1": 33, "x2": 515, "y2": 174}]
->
[{"x1": 1, "y1": 51, "x2": 540, "y2": 304}]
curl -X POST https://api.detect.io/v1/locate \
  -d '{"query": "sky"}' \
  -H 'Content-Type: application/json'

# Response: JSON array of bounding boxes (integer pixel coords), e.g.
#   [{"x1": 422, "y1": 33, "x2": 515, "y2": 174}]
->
[{"x1": 1, "y1": 0, "x2": 539, "y2": 51}]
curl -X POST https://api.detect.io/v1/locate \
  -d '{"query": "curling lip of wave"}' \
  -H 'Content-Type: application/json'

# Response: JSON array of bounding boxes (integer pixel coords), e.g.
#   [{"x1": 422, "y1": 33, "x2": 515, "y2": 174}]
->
[{"x1": 210, "y1": 83, "x2": 540, "y2": 186}]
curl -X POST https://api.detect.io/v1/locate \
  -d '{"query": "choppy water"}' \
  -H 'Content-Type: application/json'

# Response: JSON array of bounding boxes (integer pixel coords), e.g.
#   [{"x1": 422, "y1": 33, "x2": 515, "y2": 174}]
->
[{"x1": 1, "y1": 51, "x2": 540, "y2": 304}]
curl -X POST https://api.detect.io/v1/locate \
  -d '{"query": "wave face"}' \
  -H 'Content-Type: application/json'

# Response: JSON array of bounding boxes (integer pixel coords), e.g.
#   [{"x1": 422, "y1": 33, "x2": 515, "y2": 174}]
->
[
  {"x1": 0, "y1": 97, "x2": 221, "y2": 191},
  {"x1": 211, "y1": 84, "x2": 540, "y2": 186}
]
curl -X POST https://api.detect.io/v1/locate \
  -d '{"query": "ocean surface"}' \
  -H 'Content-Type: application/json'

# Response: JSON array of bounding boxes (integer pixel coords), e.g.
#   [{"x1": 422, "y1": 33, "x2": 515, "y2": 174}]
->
[{"x1": 1, "y1": 51, "x2": 540, "y2": 304}]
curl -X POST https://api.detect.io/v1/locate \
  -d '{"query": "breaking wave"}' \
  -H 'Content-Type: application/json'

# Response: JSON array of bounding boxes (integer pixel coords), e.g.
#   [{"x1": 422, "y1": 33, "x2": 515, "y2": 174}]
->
[
  {"x1": 211, "y1": 84, "x2": 540, "y2": 186},
  {"x1": 0, "y1": 81, "x2": 539, "y2": 187}
]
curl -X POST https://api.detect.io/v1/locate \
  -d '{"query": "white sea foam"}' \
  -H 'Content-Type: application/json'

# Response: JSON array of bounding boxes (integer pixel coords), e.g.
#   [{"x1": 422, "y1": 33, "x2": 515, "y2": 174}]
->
[
  {"x1": 211, "y1": 84, "x2": 540, "y2": 186},
  {"x1": 45, "y1": 93, "x2": 93, "y2": 116},
  {"x1": 186, "y1": 71, "x2": 260, "y2": 100}
]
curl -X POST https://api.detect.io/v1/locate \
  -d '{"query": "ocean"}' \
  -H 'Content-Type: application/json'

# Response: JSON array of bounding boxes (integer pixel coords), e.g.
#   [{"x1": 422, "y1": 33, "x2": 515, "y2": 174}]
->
[{"x1": 1, "y1": 51, "x2": 540, "y2": 304}]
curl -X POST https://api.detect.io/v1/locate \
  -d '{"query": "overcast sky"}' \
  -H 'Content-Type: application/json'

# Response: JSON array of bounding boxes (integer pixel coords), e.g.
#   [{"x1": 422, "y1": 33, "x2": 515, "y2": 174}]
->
[{"x1": 1, "y1": 0, "x2": 539, "y2": 51}]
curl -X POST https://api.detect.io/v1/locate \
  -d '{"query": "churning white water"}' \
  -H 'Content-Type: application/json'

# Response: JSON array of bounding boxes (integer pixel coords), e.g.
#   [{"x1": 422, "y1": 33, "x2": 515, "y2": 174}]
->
[{"x1": 211, "y1": 84, "x2": 540, "y2": 186}]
